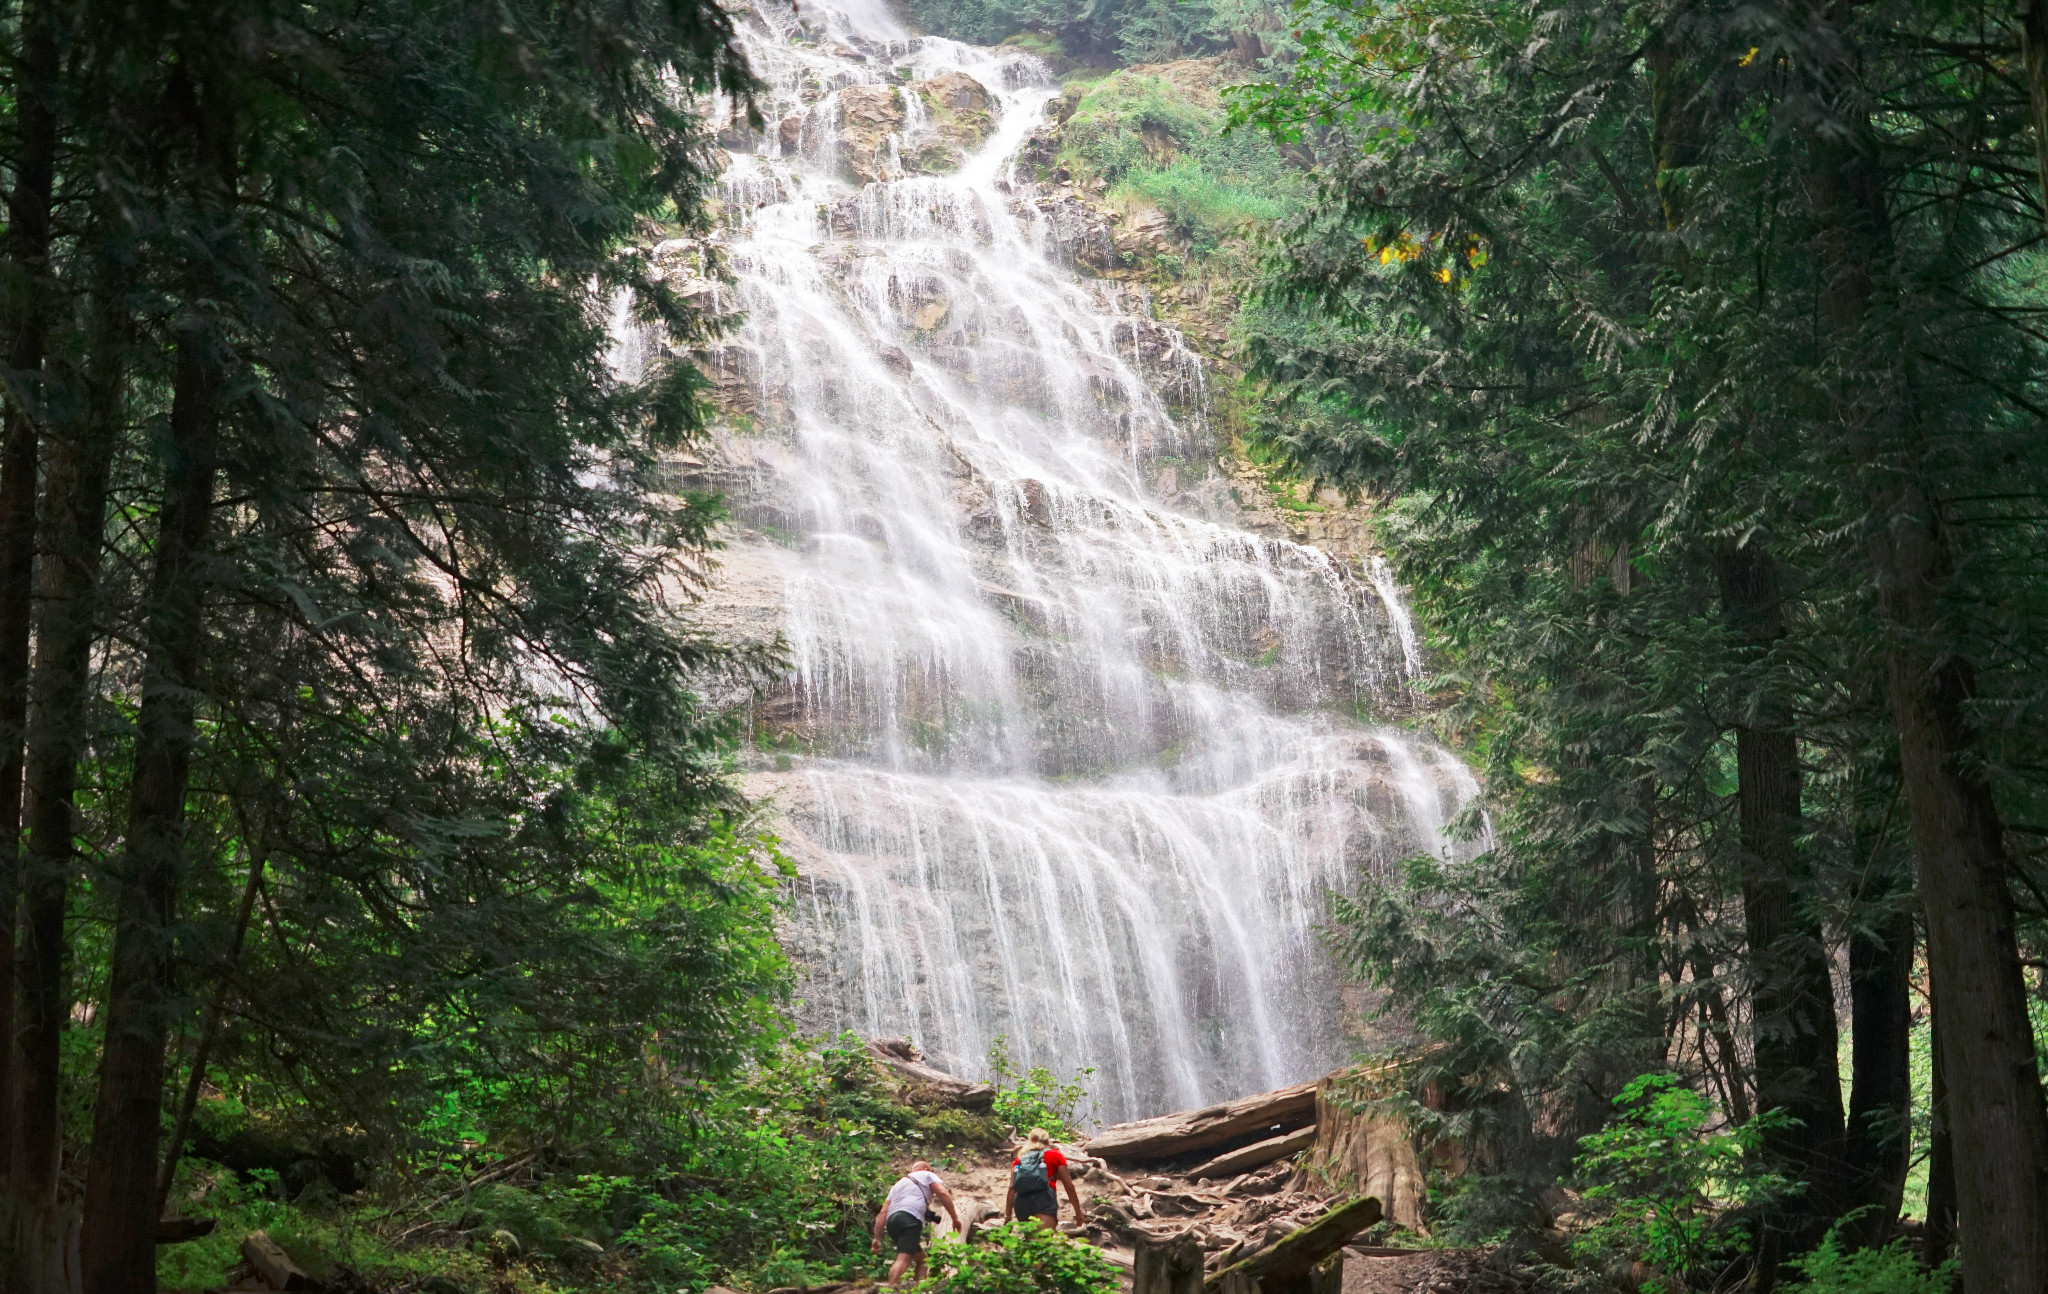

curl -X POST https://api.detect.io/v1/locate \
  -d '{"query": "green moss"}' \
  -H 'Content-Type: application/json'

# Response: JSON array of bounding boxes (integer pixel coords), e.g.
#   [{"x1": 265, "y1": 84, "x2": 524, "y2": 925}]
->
[{"x1": 913, "y1": 1107, "x2": 1007, "y2": 1146}]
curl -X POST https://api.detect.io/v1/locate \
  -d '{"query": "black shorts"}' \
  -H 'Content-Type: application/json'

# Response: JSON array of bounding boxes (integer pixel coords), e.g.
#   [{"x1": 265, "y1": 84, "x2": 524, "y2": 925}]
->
[
  {"x1": 1014, "y1": 1186, "x2": 1057, "y2": 1220},
  {"x1": 886, "y1": 1210, "x2": 925, "y2": 1254}
]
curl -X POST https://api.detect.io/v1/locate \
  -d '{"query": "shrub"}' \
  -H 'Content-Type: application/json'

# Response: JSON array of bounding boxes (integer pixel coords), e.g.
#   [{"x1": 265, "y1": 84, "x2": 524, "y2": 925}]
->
[
  {"x1": 985, "y1": 1036, "x2": 1096, "y2": 1137},
  {"x1": 1779, "y1": 1231, "x2": 1957, "y2": 1294},
  {"x1": 923, "y1": 1221, "x2": 1121, "y2": 1294},
  {"x1": 1567, "y1": 1074, "x2": 1797, "y2": 1293}
]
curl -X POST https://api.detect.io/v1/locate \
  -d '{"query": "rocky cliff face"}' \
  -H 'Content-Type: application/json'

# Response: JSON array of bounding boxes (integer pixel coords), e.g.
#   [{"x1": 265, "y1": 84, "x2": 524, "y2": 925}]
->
[
  {"x1": 1006, "y1": 58, "x2": 1385, "y2": 567},
  {"x1": 831, "y1": 73, "x2": 1000, "y2": 185}
]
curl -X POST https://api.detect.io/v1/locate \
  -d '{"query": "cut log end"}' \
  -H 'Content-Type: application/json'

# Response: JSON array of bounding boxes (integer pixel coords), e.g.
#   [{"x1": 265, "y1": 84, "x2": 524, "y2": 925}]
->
[
  {"x1": 242, "y1": 1230, "x2": 319, "y2": 1290},
  {"x1": 156, "y1": 1215, "x2": 218, "y2": 1245}
]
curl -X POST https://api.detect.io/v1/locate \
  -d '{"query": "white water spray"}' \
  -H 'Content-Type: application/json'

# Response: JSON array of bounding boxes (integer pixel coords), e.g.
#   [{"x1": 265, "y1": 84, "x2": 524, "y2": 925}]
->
[{"x1": 661, "y1": 0, "x2": 1487, "y2": 1121}]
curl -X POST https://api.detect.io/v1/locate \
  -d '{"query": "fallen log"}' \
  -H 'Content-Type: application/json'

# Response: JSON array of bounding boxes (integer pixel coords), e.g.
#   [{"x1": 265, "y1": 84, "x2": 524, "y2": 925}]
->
[
  {"x1": 958, "y1": 1197, "x2": 994, "y2": 1243},
  {"x1": 1087, "y1": 1080, "x2": 1318, "y2": 1163},
  {"x1": 868, "y1": 1038, "x2": 996, "y2": 1112},
  {"x1": 1202, "y1": 1195, "x2": 1383, "y2": 1294},
  {"x1": 156, "y1": 1215, "x2": 218, "y2": 1245},
  {"x1": 242, "y1": 1230, "x2": 319, "y2": 1291},
  {"x1": 1190, "y1": 1126, "x2": 1317, "y2": 1181}
]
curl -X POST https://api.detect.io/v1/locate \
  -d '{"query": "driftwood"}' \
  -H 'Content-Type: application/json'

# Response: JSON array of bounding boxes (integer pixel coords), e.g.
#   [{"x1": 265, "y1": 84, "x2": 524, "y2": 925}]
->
[
  {"x1": 1202, "y1": 1195, "x2": 1383, "y2": 1294},
  {"x1": 242, "y1": 1230, "x2": 318, "y2": 1290},
  {"x1": 1300, "y1": 1070, "x2": 1428, "y2": 1233},
  {"x1": 1190, "y1": 1126, "x2": 1317, "y2": 1181},
  {"x1": 1087, "y1": 1080, "x2": 1318, "y2": 1163},
  {"x1": 868, "y1": 1038, "x2": 996, "y2": 1112},
  {"x1": 958, "y1": 1198, "x2": 994, "y2": 1243}
]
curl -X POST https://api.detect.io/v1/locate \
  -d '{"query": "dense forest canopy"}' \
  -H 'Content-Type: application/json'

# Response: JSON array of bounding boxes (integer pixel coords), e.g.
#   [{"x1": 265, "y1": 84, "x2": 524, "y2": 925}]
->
[
  {"x1": 1231, "y1": 1, "x2": 2048, "y2": 1290},
  {"x1": 0, "y1": 0, "x2": 2044, "y2": 1292}
]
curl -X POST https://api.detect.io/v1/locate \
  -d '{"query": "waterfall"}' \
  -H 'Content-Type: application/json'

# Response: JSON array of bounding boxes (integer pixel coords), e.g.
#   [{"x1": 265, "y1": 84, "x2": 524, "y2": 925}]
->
[{"x1": 667, "y1": 0, "x2": 1488, "y2": 1123}]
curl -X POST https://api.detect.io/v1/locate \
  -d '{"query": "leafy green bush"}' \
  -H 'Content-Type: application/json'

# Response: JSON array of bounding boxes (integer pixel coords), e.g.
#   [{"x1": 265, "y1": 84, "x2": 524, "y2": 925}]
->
[
  {"x1": 917, "y1": 1106, "x2": 1009, "y2": 1147},
  {"x1": 923, "y1": 1221, "x2": 1122, "y2": 1294},
  {"x1": 1120, "y1": 158, "x2": 1286, "y2": 245},
  {"x1": 1779, "y1": 1231, "x2": 1957, "y2": 1294},
  {"x1": 986, "y1": 1036, "x2": 1096, "y2": 1137},
  {"x1": 1064, "y1": 75, "x2": 1218, "y2": 183},
  {"x1": 1061, "y1": 70, "x2": 1299, "y2": 252},
  {"x1": 1567, "y1": 1075, "x2": 1796, "y2": 1293}
]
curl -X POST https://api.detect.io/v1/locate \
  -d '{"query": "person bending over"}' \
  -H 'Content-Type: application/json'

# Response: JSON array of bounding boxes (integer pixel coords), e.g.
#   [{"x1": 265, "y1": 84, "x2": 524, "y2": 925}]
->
[
  {"x1": 873, "y1": 1160, "x2": 961, "y2": 1286},
  {"x1": 1003, "y1": 1127, "x2": 1085, "y2": 1230}
]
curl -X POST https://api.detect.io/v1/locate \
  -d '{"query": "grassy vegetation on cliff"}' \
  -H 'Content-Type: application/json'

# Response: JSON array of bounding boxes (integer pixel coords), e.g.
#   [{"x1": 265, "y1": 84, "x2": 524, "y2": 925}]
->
[{"x1": 1058, "y1": 66, "x2": 1299, "y2": 253}]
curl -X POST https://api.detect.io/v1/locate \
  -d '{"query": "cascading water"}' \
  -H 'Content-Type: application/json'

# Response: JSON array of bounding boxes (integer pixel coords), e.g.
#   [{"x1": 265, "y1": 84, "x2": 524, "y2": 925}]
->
[{"x1": 656, "y1": 0, "x2": 1487, "y2": 1123}]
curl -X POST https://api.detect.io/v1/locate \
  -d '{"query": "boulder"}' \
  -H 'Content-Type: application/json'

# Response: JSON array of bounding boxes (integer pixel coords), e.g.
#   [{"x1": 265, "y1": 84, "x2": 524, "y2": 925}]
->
[
  {"x1": 920, "y1": 70, "x2": 989, "y2": 112},
  {"x1": 836, "y1": 84, "x2": 903, "y2": 185},
  {"x1": 903, "y1": 73, "x2": 996, "y2": 176}
]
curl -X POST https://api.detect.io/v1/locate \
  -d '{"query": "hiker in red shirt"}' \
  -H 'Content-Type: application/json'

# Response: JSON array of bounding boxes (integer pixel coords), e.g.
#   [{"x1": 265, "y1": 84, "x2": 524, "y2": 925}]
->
[{"x1": 1003, "y1": 1127, "x2": 1085, "y2": 1229}]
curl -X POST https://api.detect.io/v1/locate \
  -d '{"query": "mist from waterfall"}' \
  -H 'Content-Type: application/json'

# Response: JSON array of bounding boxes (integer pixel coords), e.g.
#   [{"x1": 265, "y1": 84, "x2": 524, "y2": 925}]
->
[{"x1": 657, "y1": 0, "x2": 1488, "y2": 1123}]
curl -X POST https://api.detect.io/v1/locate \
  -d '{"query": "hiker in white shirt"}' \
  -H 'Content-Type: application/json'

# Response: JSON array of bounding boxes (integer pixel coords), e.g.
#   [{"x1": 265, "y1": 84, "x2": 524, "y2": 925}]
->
[{"x1": 872, "y1": 1160, "x2": 961, "y2": 1286}]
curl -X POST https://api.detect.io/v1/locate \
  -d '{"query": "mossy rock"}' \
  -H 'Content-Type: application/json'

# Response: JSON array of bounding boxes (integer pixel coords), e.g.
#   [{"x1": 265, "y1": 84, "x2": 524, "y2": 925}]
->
[{"x1": 903, "y1": 73, "x2": 996, "y2": 176}]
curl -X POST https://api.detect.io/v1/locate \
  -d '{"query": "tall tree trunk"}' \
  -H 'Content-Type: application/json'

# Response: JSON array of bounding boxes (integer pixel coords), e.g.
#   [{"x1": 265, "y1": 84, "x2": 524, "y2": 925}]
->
[
  {"x1": 1876, "y1": 494, "x2": 2048, "y2": 1291},
  {"x1": 79, "y1": 321, "x2": 223, "y2": 1294},
  {"x1": 0, "y1": 0, "x2": 61, "y2": 1194},
  {"x1": 11, "y1": 283, "x2": 126, "y2": 1294},
  {"x1": 2022, "y1": 1, "x2": 2048, "y2": 233},
  {"x1": 1713, "y1": 539, "x2": 1842, "y2": 1283},
  {"x1": 1924, "y1": 975, "x2": 1957, "y2": 1270},
  {"x1": 1794, "y1": 5, "x2": 2048, "y2": 1281},
  {"x1": 1842, "y1": 897, "x2": 1912, "y2": 1245}
]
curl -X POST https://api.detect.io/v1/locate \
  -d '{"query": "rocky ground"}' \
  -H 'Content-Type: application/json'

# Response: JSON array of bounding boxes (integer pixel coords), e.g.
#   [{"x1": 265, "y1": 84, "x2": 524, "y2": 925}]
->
[
  {"x1": 849, "y1": 1041, "x2": 1536, "y2": 1294},
  {"x1": 861, "y1": 1141, "x2": 1535, "y2": 1294}
]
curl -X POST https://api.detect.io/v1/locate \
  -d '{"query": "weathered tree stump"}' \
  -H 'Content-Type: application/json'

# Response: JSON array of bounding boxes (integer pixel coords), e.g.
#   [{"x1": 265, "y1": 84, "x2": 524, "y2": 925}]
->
[
  {"x1": 1134, "y1": 1232, "x2": 1205, "y2": 1294},
  {"x1": 1300, "y1": 1069, "x2": 1429, "y2": 1233}
]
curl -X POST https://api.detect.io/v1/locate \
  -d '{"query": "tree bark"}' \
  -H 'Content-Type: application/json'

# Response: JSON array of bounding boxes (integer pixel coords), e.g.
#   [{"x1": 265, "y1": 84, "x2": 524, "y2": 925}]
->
[
  {"x1": 1842, "y1": 894, "x2": 1912, "y2": 1245},
  {"x1": 1923, "y1": 978, "x2": 1957, "y2": 1270},
  {"x1": 1713, "y1": 539, "x2": 1843, "y2": 1282},
  {"x1": 1790, "y1": 7, "x2": 2048, "y2": 1279},
  {"x1": 0, "y1": 0, "x2": 62, "y2": 1191},
  {"x1": 1088, "y1": 1080, "x2": 1320, "y2": 1162},
  {"x1": 79, "y1": 322, "x2": 223, "y2": 1294},
  {"x1": 2022, "y1": 1, "x2": 2048, "y2": 234},
  {"x1": 1876, "y1": 491, "x2": 2048, "y2": 1292},
  {"x1": 8, "y1": 287, "x2": 127, "y2": 1294}
]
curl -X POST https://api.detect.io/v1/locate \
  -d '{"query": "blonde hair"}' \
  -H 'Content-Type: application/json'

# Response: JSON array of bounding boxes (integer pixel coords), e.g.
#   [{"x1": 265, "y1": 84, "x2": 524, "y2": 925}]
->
[{"x1": 1025, "y1": 1127, "x2": 1053, "y2": 1149}]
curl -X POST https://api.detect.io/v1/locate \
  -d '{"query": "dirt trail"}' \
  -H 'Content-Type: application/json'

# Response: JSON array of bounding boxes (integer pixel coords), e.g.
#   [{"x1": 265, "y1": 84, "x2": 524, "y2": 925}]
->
[{"x1": 892, "y1": 1143, "x2": 1528, "y2": 1294}]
